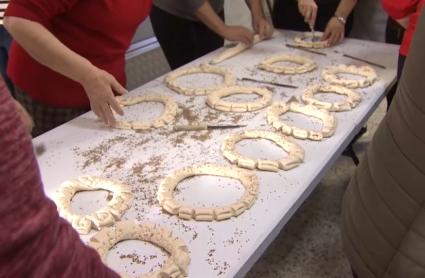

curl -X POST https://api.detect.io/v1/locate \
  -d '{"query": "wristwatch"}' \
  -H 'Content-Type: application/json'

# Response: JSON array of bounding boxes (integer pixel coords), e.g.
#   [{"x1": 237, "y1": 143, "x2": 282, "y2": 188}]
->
[{"x1": 334, "y1": 14, "x2": 346, "y2": 25}]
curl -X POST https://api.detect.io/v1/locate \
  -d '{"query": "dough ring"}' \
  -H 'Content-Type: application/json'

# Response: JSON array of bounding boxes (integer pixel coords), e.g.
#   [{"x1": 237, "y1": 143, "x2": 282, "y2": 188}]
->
[
  {"x1": 258, "y1": 54, "x2": 317, "y2": 74},
  {"x1": 165, "y1": 63, "x2": 236, "y2": 96},
  {"x1": 266, "y1": 101, "x2": 337, "y2": 141},
  {"x1": 301, "y1": 84, "x2": 361, "y2": 112},
  {"x1": 321, "y1": 64, "x2": 378, "y2": 88},
  {"x1": 293, "y1": 32, "x2": 328, "y2": 49},
  {"x1": 114, "y1": 95, "x2": 178, "y2": 130},
  {"x1": 88, "y1": 221, "x2": 190, "y2": 278},
  {"x1": 221, "y1": 130, "x2": 304, "y2": 172},
  {"x1": 157, "y1": 164, "x2": 258, "y2": 221},
  {"x1": 206, "y1": 86, "x2": 273, "y2": 112},
  {"x1": 54, "y1": 177, "x2": 133, "y2": 235}
]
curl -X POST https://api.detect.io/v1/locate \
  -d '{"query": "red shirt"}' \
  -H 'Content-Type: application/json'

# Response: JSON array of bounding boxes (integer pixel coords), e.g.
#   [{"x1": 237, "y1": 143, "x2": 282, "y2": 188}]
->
[
  {"x1": 5, "y1": 0, "x2": 152, "y2": 108},
  {"x1": 382, "y1": 0, "x2": 425, "y2": 56},
  {"x1": 0, "y1": 77, "x2": 119, "y2": 277}
]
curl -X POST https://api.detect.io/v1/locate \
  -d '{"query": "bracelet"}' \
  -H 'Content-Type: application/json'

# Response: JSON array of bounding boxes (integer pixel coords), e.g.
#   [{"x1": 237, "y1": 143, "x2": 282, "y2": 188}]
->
[{"x1": 334, "y1": 14, "x2": 346, "y2": 25}]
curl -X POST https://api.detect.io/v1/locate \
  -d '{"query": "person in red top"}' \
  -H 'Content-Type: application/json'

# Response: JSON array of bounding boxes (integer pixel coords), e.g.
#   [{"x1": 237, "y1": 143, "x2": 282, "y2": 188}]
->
[
  {"x1": 0, "y1": 76, "x2": 119, "y2": 277},
  {"x1": 4, "y1": 0, "x2": 152, "y2": 136},
  {"x1": 381, "y1": 0, "x2": 425, "y2": 106}
]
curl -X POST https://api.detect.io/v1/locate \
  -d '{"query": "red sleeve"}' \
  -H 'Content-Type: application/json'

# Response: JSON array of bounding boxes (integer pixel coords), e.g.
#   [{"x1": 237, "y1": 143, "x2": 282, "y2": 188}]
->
[
  {"x1": 5, "y1": 0, "x2": 80, "y2": 24},
  {"x1": 381, "y1": 0, "x2": 419, "y2": 19},
  {"x1": 0, "y1": 77, "x2": 120, "y2": 278}
]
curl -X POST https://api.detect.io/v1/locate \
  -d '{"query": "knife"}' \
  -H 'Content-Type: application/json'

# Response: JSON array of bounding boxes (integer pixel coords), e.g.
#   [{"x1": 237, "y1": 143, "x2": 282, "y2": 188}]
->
[
  {"x1": 173, "y1": 123, "x2": 246, "y2": 132},
  {"x1": 239, "y1": 77, "x2": 298, "y2": 89}
]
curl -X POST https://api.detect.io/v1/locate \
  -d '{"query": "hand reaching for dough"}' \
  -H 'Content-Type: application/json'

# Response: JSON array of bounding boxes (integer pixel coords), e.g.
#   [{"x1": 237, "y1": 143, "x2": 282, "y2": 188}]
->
[
  {"x1": 81, "y1": 68, "x2": 126, "y2": 126},
  {"x1": 322, "y1": 17, "x2": 345, "y2": 46},
  {"x1": 252, "y1": 16, "x2": 274, "y2": 39},
  {"x1": 297, "y1": 0, "x2": 318, "y2": 28},
  {"x1": 221, "y1": 25, "x2": 255, "y2": 45}
]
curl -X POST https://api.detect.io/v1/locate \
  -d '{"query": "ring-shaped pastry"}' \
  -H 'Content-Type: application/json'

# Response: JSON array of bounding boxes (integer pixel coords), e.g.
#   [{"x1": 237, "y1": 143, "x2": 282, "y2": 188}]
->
[
  {"x1": 207, "y1": 86, "x2": 273, "y2": 112},
  {"x1": 321, "y1": 64, "x2": 378, "y2": 88},
  {"x1": 114, "y1": 95, "x2": 178, "y2": 130},
  {"x1": 258, "y1": 54, "x2": 317, "y2": 74},
  {"x1": 88, "y1": 221, "x2": 190, "y2": 278},
  {"x1": 221, "y1": 130, "x2": 304, "y2": 172},
  {"x1": 54, "y1": 176, "x2": 133, "y2": 234},
  {"x1": 266, "y1": 101, "x2": 337, "y2": 141},
  {"x1": 165, "y1": 63, "x2": 236, "y2": 96},
  {"x1": 301, "y1": 84, "x2": 361, "y2": 111},
  {"x1": 157, "y1": 164, "x2": 258, "y2": 221}
]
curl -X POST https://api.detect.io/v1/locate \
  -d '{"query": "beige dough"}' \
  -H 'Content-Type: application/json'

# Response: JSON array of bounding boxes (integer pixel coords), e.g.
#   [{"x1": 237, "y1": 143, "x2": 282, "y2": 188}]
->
[
  {"x1": 258, "y1": 54, "x2": 317, "y2": 74},
  {"x1": 209, "y1": 34, "x2": 263, "y2": 65},
  {"x1": 301, "y1": 84, "x2": 361, "y2": 112},
  {"x1": 321, "y1": 64, "x2": 378, "y2": 88},
  {"x1": 157, "y1": 164, "x2": 259, "y2": 221},
  {"x1": 114, "y1": 95, "x2": 178, "y2": 130},
  {"x1": 207, "y1": 86, "x2": 273, "y2": 112},
  {"x1": 88, "y1": 221, "x2": 190, "y2": 278},
  {"x1": 53, "y1": 176, "x2": 133, "y2": 235},
  {"x1": 165, "y1": 63, "x2": 236, "y2": 96},
  {"x1": 293, "y1": 32, "x2": 328, "y2": 49},
  {"x1": 266, "y1": 101, "x2": 337, "y2": 141},
  {"x1": 221, "y1": 130, "x2": 304, "y2": 172}
]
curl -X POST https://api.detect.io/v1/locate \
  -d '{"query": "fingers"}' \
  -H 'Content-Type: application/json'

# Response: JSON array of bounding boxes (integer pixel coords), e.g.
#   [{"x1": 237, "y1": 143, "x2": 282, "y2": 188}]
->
[
  {"x1": 101, "y1": 103, "x2": 116, "y2": 127},
  {"x1": 109, "y1": 97, "x2": 124, "y2": 116},
  {"x1": 111, "y1": 78, "x2": 128, "y2": 95}
]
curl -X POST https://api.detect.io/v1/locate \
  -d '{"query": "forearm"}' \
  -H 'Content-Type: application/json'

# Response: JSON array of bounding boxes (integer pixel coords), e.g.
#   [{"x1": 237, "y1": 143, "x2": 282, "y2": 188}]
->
[
  {"x1": 335, "y1": 0, "x2": 358, "y2": 19},
  {"x1": 195, "y1": 1, "x2": 226, "y2": 36},
  {"x1": 245, "y1": 0, "x2": 266, "y2": 21},
  {"x1": 4, "y1": 16, "x2": 96, "y2": 85}
]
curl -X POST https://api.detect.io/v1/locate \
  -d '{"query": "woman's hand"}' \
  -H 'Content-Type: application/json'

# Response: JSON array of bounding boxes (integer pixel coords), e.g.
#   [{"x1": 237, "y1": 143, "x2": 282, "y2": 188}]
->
[
  {"x1": 322, "y1": 17, "x2": 345, "y2": 46},
  {"x1": 297, "y1": 0, "x2": 318, "y2": 28},
  {"x1": 221, "y1": 25, "x2": 255, "y2": 45},
  {"x1": 252, "y1": 16, "x2": 274, "y2": 39},
  {"x1": 81, "y1": 68, "x2": 127, "y2": 126}
]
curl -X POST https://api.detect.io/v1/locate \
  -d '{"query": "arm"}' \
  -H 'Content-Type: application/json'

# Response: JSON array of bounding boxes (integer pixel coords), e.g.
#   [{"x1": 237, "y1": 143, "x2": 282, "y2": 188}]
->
[
  {"x1": 245, "y1": 0, "x2": 274, "y2": 38},
  {"x1": 195, "y1": 0, "x2": 254, "y2": 45},
  {"x1": 3, "y1": 17, "x2": 125, "y2": 126},
  {"x1": 322, "y1": 0, "x2": 358, "y2": 46}
]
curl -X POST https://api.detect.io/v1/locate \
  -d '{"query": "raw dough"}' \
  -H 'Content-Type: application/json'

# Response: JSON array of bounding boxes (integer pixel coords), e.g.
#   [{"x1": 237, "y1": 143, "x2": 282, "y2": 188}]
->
[
  {"x1": 165, "y1": 63, "x2": 236, "y2": 96},
  {"x1": 88, "y1": 221, "x2": 190, "y2": 278},
  {"x1": 114, "y1": 95, "x2": 178, "y2": 130},
  {"x1": 321, "y1": 64, "x2": 378, "y2": 88},
  {"x1": 210, "y1": 34, "x2": 263, "y2": 65},
  {"x1": 258, "y1": 54, "x2": 316, "y2": 74},
  {"x1": 293, "y1": 32, "x2": 328, "y2": 49},
  {"x1": 222, "y1": 130, "x2": 304, "y2": 172},
  {"x1": 54, "y1": 177, "x2": 132, "y2": 235},
  {"x1": 266, "y1": 101, "x2": 337, "y2": 141},
  {"x1": 207, "y1": 86, "x2": 273, "y2": 112},
  {"x1": 157, "y1": 164, "x2": 259, "y2": 221},
  {"x1": 301, "y1": 84, "x2": 361, "y2": 111}
]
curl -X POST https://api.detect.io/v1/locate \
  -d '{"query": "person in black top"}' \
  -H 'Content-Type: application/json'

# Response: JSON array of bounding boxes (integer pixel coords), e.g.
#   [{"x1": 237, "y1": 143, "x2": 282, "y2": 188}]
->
[{"x1": 272, "y1": 0, "x2": 358, "y2": 46}]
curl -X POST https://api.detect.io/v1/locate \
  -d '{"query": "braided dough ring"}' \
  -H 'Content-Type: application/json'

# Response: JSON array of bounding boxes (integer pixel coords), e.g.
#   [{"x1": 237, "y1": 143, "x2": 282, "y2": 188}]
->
[
  {"x1": 88, "y1": 221, "x2": 190, "y2": 278},
  {"x1": 293, "y1": 32, "x2": 328, "y2": 49},
  {"x1": 157, "y1": 164, "x2": 258, "y2": 221},
  {"x1": 321, "y1": 64, "x2": 378, "y2": 88},
  {"x1": 267, "y1": 101, "x2": 337, "y2": 141},
  {"x1": 114, "y1": 95, "x2": 178, "y2": 130},
  {"x1": 165, "y1": 63, "x2": 236, "y2": 96},
  {"x1": 54, "y1": 177, "x2": 132, "y2": 235},
  {"x1": 221, "y1": 130, "x2": 304, "y2": 172},
  {"x1": 207, "y1": 86, "x2": 273, "y2": 112},
  {"x1": 258, "y1": 54, "x2": 317, "y2": 74},
  {"x1": 301, "y1": 84, "x2": 361, "y2": 112}
]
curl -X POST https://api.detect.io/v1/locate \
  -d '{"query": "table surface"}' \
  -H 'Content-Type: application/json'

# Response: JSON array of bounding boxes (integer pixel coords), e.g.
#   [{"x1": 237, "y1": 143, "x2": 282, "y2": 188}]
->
[{"x1": 34, "y1": 31, "x2": 398, "y2": 278}]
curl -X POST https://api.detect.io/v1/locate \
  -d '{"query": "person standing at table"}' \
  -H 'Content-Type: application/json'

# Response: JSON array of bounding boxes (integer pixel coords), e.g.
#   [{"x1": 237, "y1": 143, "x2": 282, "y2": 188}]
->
[
  {"x1": 4, "y1": 0, "x2": 152, "y2": 137},
  {"x1": 0, "y1": 76, "x2": 120, "y2": 277},
  {"x1": 0, "y1": 0, "x2": 14, "y2": 93},
  {"x1": 150, "y1": 0, "x2": 274, "y2": 70},
  {"x1": 272, "y1": 0, "x2": 358, "y2": 46}
]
